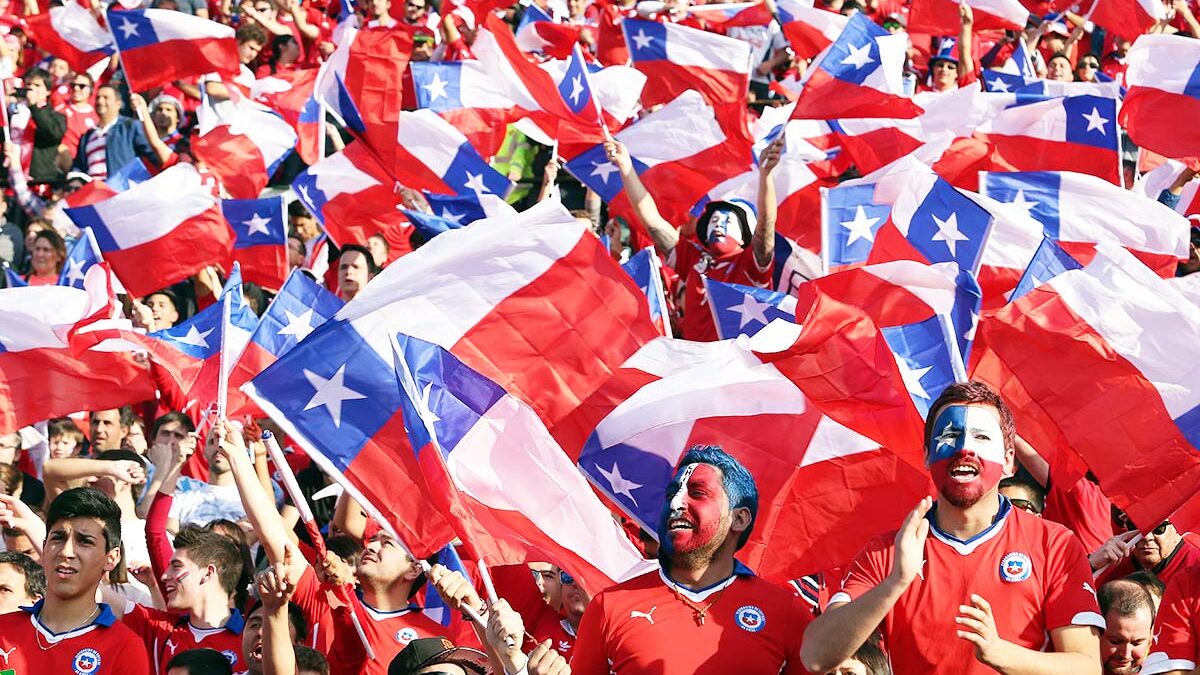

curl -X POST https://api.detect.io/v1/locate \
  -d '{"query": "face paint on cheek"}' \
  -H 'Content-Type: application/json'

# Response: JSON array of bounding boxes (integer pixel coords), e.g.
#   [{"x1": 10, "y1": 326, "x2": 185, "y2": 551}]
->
[
  {"x1": 659, "y1": 463, "x2": 728, "y2": 556},
  {"x1": 927, "y1": 405, "x2": 1007, "y2": 507}
]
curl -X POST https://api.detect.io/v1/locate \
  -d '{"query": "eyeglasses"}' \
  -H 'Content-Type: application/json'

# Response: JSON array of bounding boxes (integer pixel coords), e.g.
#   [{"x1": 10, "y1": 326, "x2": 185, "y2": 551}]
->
[
  {"x1": 559, "y1": 570, "x2": 575, "y2": 586},
  {"x1": 1009, "y1": 498, "x2": 1041, "y2": 515},
  {"x1": 1151, "y1": 521, "x2": 1172, "y2": 536},
  {"x1": 1078, "y1": 61, "x2": 1099, "y2": 69},
  {"x1": 406, "y1": 1, "x2": 426, "y2": 7},
  {"x1": 70, "y1": 82, "x2": 91, "y2": 89}
]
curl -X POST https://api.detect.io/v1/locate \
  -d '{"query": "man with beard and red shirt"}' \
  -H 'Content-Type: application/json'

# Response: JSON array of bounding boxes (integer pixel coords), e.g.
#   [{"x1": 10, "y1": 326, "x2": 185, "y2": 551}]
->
[
  {"x1": 570, "y1": 446, "x2": 811, "y2": 674},
  {"x1": 604, "y1": 138, "x2": 782, "y2": 341},
  {"x1": 802, "y1": 381, "x2": 1104, "y2": 675}
]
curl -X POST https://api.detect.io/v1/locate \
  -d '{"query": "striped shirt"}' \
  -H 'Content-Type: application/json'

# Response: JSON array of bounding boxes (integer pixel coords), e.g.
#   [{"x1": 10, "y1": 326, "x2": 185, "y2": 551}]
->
[{"x1": 85, "y1": 120, "x2": 117, "y2": 179}]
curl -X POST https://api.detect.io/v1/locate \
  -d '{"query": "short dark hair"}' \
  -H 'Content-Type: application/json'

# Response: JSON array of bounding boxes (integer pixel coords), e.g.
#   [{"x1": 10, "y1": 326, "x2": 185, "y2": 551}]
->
[
  {"x1": 236, "y1": 22, "x2": 269, "y2": 46},
  {"x1": 248, "y1": 600, "x2": 308, "y2": 640},
  {"x1": 47, "y1": 417, "x2": 84, "y2": 447},
  {"x1": 339, "y1": 244, "x2": 380, "y2": 276},
  {"x1": 295, "y1": 645, "x2": 329, "y2": 675},
  {"x1": 46, "y1": 487, "x2": 122, "y2": 552},
  {"x1": 852, "y1": 640, "x2": 892, "y2": 675},
  {"x1": 172, "y1": 527, "x2": 244, "y2": 599},
  {"x1": 923, "y1": 381, "x2": 1016, "y2": 454},
  {"x1": 24, "y1": 67, "x2": 52, "y2": 89},
  {"x1": 166, "y1": 648, "x2": 233, "y2": 675},
  {"x1": 1099, "y1": 579, "x2": 1155, "y2": 619},
  {"x1": 671, "y1": 446, "x2": 759, "y2": 549},
  {"x1": 288, "y1": 200, "x2": 314, "y2": 219},
  {"x1": 151, "y1": 411, "x2": 195, "y2": 439},
  {"x1": 998, "y1": 475, "x2": 1045, "y2": 514},
  {"x1": 1124, "y1": 570, "x2": 1166, "y2": 601},
  {"x1": 325, "y1": 534, "x2": 363, "y2": 565},
  {"x1": 0, "y1": 550, "x2": 46, "y2": 600}
]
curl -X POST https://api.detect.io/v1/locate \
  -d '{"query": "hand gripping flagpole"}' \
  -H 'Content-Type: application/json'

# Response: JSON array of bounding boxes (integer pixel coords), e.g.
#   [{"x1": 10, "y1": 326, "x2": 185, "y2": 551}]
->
[{"x1": 262, "y1": 431, "x2": 374, "y2": 660}]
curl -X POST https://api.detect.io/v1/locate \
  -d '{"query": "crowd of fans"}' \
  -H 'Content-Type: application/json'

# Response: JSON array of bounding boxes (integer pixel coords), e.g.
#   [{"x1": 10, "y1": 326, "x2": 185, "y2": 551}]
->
[{"x1": 0, "y1": 0, "x2": 1198, "y2": 670}]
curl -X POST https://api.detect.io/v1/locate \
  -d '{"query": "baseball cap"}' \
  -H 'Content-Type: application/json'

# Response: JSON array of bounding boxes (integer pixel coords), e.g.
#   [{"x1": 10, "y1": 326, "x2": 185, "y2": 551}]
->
[{"x1": 387, "y1": 637, "x2": 488, "y2": 675}]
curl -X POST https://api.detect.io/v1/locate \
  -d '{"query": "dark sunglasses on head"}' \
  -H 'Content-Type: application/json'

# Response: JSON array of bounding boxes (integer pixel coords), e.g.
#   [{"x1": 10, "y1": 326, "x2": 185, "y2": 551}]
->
[{"x1": 559, "y1": 570, "x2": 576, "y2": 586}]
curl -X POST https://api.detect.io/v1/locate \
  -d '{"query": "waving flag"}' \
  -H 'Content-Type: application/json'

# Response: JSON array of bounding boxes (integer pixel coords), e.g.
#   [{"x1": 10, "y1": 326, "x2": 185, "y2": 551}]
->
[
  {"x1": 822, "y1": 183, "x2": 892, "y2": 271},
  {"x1": 471, "y1": 14, "x2": 576, "y2": 130},
  {"x1": 64, "y1": 164, "x2": 233, "y2": 297},
  {"x1": 194, "y1": 92, "x2": 297, "y2": 199},
  {"x1": 391, "y1": 110, "x2": 512, "y2": 199},
  {"x1": 410, "y1": 60, "x2": 524, "y2": 157},
  {"x1": 704, "y1": 279, "x2": 798, "y2": 339},
  {"x1": 403, "y1": 193, "x2": 518, "y2": 241},
  {"x1": 57, "y1": 227, "x2": 109, "y2": 290},
  {"x1": 291, "y1": 142, "x2": 411, "y2": 254},
  {"x1": 422, "y1": 545, "x2": 472, "y2": 626},
  {"x1": 25, "y1": 1, "x2": 114, "y2": 73},
  {"x1": 880, "y1": 314, "x2": 965, "y2": 418},
  {"x1": 983, "y1": 94, "x2": 1121, "y2": 185},
  {"x1": 107, "y1": 8, "x2": 239, "y2": 92},
  {"x1": 249, "y1": 69, "x2": 323, "y2": 166},
  {"x1": 867, "y1": 171, "x2": 995, "y2": 274},
  {"x1": 1079, "y1": 0, "x2": 1164, "y2": 41},
  {"x1": 980, "y1": 170, "x2": 1190, "y2": 277},
  {"x1": 777, "y1": 0, "x2": 848, "y2": 59},
  {"x1": 3, "y1": 265, "x2": 26, "y2": 289},
  {"x1": 792, "y1": 13, "x2": 921, "y2": 121},
  {"x1": 558, "y1": 45, "x2": 605, "y2": 129},
  {"x1": 1137, "y1": 159, "x2": 1200, "y2": 221},
  {"x1": 227, "y1": 269, "x2": 343, "y2": 417},
  {"x1": 1120, "y1": 35, "x2": 1200, "y2": 160},
  {"x1": 1008, "y1": 236, "x2": 1083, "y2": 302},
  {"x1": 0, "y1": 267, "x2": 154, "y2": 433},
  {"x1": 908, "y1": 0, "x2": 1028, "y2": 35},
  {"x1": 314, "y1": 17, "x2": 366, "y2": 133},
  {"x1": 222, "y1": 196, "x2": 289, "y2": 291},
  {"x1": 621, "y1": 247, "x2": 671, "y2": 337},
  {"x1": 621, "y1": 18, "x2": 752, "y2": 112},
  {"x1": 564, "y1": 90, "x2": 751, "y2": 229},
  {"x1": 973, "y1": 244, "x2": 1200, "y2": 533},
  {"x1": 515, "y1": 4, "x2": 583, "y2": 58}
]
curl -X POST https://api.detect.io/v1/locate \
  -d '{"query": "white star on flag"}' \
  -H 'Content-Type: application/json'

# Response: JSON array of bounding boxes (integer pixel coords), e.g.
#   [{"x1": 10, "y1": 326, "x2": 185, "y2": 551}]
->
[
  {"x1": 277, "y1": 308, "x2": 316, "y2": 342},
  {"x1": 118, "y1": 19, "x2": 139, "y2": 39},
  {"x1": 568, "y1": 75, "x2": 584, "y2": 106},
  {"x1": 243, "y1": 213, "x2": 273, "y2": 237},
  {"x1": 423, "y1": 72, "x2": 450, "y2": 103},
  {"x1": 989, "y1": 77, "x2": 1012, "y2": 93},
  {"x1": 419, "y1": 382, "x2": 442, "y2": 423},
  {"x1": 631, "y1": 29, "x2": 654, "y2": 51},
  {"x1": 597, "y1": 462, "x2": 643, "y2": 506},
  {"x1": 174, "y1": 325, "x2": 215, "y2": 349},
  {"x1": 62, "y1": 259, "x2": 87, "y2": 286},
  {"x1": 1082, "y1": 107, "x2": 1109, "y2": 134},
  {"x1": 727, "y1": 293, "x2": 771, "y2": 329},
  {"x1": 930, "y1": 211, "x2": 969, "y2": 257},
  {"x1": 439, "y1": 208, "x2": 465, "y2": 224},
  {"x1": 591, "y1": 160, "x2": 618, "y2": 184},
  {"x1": 896, "y1": 357, "x2": 934, "y2": 400},
  {"x1": 463, "y1": 172, "x2": 490, "y2": 195},
  {"x1": 841, "y1": 42, "x2": 875, "y2": 69},
  {"x1": 1006, "y1": 189, "x2": 1037, "y2": 218},
  {"x1": 303, "y1": 365, "x2": 366, "y2": 427},
  {"x1": 840, "y1": 205, "x2": 882, "y2": 246},
  {"x1": 964, "y1": 311, "x2": 979, "y2": 341}
]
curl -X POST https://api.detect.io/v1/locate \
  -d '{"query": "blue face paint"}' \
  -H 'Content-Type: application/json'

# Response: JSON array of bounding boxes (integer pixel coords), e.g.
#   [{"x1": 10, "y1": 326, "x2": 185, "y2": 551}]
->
[{"x1": 928, "y1": 404, "x2": 970, "y2": 464}]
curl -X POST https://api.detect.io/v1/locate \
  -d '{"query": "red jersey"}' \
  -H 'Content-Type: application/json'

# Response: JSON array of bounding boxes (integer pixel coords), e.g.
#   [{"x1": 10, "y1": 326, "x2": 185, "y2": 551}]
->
[
  {"x1": 327, "y1": 593, "x2": 477, "y2": 675},
  {"x1": 56, "y1": 103, "x2": 99, "y2": 158},
  {"x1": 1144, "y1": 564, "x2": 1200, "y2": 674},
  {"x1": 0, "y1": 600, "x2": 150, "y2": 675},
  {"x1": 673, "y1": 241, "x2": 772, "y2": 342},
  {"x1": 290, "y1": 564, "x2": 337, "y2": 655},
  {"x1": 833, "y1": 498, "x2": 1103, "y2": 674},
  {"x1": 570, "y1": 565, "x2": 812, "y2": 675},
  {"x1": 1096, "y1": 535, "x2": 1200, "y2": 588},
  {"x1": 526, "y1": 613, "x2": 576, "y2": 661},
  {"x1": 121, "y1": 603, "x2": 248, "y2": 674},
  {"x1": 1042, "y1": 473, "x2": 1112, "y2": 555}
]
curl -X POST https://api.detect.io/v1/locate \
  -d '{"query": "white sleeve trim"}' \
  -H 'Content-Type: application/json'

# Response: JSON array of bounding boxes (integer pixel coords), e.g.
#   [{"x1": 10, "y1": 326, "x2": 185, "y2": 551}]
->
[
  {"x1": 828, "y1": 592, "x2": 852, "y2": 606},
  {"x1": 1141, "y1": 653, "x2": 1196, "y2": 675},
  {"x1": 1069, "y1": 611, "x2": 1106, "y2": 631}
]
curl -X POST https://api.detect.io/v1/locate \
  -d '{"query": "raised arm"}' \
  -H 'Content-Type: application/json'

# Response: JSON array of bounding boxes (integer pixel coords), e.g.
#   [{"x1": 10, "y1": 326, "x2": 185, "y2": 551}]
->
[
  {"x1": 215, "y1": 419, "x2": 300, "y2": 567},
  {"x1": 0, "y1": 494, "x2": 46, "y2": 558},
  {"x1": 605, "y1": 139, "x2": 678, "y2": 256},
  {"x1": 43, "y1": 457, "x2": 145, "y2": 501},
  {"x1": 129, "y1": 94, "x2": 173, "y2": 166},
  {"x1": 256, "y1": 548, "x2": 306, "y2": 675},
  {"x1": 754, "y1": 137, "x2": 783, "y2": 269},
  {"x1": 958, "y1": 4, "x2": 976, "y2": 84}
]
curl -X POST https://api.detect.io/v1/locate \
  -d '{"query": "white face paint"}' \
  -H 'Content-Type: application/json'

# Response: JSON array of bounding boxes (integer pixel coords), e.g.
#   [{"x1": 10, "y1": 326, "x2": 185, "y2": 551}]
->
[
  {"x1": 706, "y1": 209, "x2": 743, "y2": 246},
  {"x1": 668, "y1": 463, "x2": 697, "y2": 515},
  {"x1": 927, "y1": 405, "x2": 1006, "y2": 465}
]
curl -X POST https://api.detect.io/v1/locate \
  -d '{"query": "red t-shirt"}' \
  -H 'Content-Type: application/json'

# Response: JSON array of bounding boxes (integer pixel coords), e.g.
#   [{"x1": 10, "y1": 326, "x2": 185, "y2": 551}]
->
[
  {"x1": 291, "y1": 564, "x2": 337, "y2": 655},
  {"x1": 833, "y1": 498, "x2": 1103, "y2": 675},
  {"x1": 1042, "y1": 473, "x2": 1112, "y2": 555},
  {"x1": 673, "y1": 241, "x2": 772, "y2": 342},
  {"x1": 570, "y1": 566, "x2": 812, "y2": 675},
  {"x1": 122, "y1": 603, "x2": 248, "y2": 674},
  {"x1": 1097, "y1": 535, "x2": 1200, "y2": 589},
  {"x1": 1145, "y1": 564, "x2": 1200, "y2": 674},
  {"x1": 0, "y1": 601, "x2": 150, "y2": 675},
  {"x1": 56, "y1": 103, "x2": 99, "y2": 158},
  {"x1": 327, "y1": 592, "x2": 478, "y2": 675}
]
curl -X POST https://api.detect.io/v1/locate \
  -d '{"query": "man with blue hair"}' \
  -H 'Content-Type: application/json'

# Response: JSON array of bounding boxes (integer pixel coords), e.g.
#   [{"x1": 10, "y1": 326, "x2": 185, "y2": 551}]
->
[{"x1": 570, "y1": 445, "x2": 812, "y2": 674}]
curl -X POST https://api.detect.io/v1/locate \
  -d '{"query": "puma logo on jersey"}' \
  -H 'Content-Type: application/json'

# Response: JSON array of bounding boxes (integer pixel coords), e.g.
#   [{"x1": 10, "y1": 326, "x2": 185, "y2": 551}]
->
[
  {"x1": 630, "y1": 607, "x2": 657, "y2": 625},
  {"x1": 166, "y1": 639, "x2": 178, "y2": 655},
  {"x1": 917, "y1": 560, "x2": 927, "y2": 581},
  {"x1": 0, "y1": 647, "x2": 15, "y2": 665},
  {"x1": 1083, "y1": 582, "x2": 1097, "y2": 599},
  {"x1": 557, "y1": 640, "x2": 571, "y2": 652}
]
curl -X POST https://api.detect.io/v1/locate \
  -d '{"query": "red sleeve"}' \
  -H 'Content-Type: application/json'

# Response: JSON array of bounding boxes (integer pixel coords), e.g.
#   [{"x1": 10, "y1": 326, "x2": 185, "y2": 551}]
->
[
  {"x1": 118, "y1": 631, "x2": 153, "y2": 675},
  {"x1": 781, "y1": 596, "x2": 815, "y2": 675},
  {"x1": 292, "y1": 565, "x2": 332, "y2": 644},
  {"x1": 149, "y1": 360, "x2": 189, "y2": 414},
  {"x1": 1042, "y1": 527, "x2": 1104, "y2": 633},
  {"x1": 1043, "y1": 474, "x2": 1113, "y2": 555},
  {"x1": 121, "y1": 602, "x2": 177, "y2": 643},
  {"x1": 833, "y1": 535, "x2": 893, "y2": 605},
  {"x1": 146, "y1": 491, "x2": 175, "y2": 600},
  {"x1": 1146, "y1": 571, "x2": 1200, "y2": 673},
  {"x1": 569, "y1": 592, "x2": 609, "y2": 675}
]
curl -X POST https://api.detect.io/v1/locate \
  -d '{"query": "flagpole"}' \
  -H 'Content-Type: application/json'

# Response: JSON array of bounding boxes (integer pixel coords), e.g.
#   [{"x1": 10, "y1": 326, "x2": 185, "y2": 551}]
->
[
  {"x1": 818, "y1": 186, "x2": 830, "y2": 276},
  {"x1": 215, "y1": 294, "x2": 231, "y2": 419},
  {"x1": 262, "y1": 431, "x2": 375, "y2": 660},
  {"x1": 937, "y1": 313, "x2": 968, "y2": 384}
]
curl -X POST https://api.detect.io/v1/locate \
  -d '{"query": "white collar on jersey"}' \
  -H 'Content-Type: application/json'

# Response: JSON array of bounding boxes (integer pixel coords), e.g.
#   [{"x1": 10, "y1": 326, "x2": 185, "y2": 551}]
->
[
  {"x1": 25, "y1": 600, "x2": 117, "y2": 645},
  {"x1": 358, "y1": 598, "x2": 419, "y2": 622},
  {"x1": 926, "y1": 495, "x2": 1014, "y2": 556},
  {"x1": 658, "y1": 560, "x2": 755, "y2": 603}
]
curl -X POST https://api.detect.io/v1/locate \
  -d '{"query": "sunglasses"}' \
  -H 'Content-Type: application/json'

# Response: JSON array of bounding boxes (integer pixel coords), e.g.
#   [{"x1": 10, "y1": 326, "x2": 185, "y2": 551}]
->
[
  {"x1": 559, "y1": 570, "x2": 576, "y2": 586},
  {"x1": 1078, "y1": 61, "x2": 1099, "y2": 69},
  {"x1": 70, "y1": 82, "x2": 91, "y2": 89},
  {"x1": 1009, "y1": 498, "x2": 1041, "y2": 515}
]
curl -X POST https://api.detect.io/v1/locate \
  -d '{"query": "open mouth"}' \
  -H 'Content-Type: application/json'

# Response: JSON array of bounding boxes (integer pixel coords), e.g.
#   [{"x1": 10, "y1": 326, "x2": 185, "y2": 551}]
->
[
  {"x1": 251, "y1": 642, "x2": 263, "y2": 660},
  {"x1": 667, "y1": 517, "x2": 694, "y2": 532},
  {"x1": 54, "y1": 564, "x2": 78, "y2": 578},
  {"x1": 948, "y1": 461, "x2": 980, "y2": 483}
]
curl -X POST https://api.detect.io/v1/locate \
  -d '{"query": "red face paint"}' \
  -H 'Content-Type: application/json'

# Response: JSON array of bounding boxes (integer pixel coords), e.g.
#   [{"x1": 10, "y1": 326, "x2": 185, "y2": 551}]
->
[
  {"x1": 927, "y1": 405, "x2": 1007, "y2": 508},
  {"x1": 661, "y1": 463, "x2": 728, "y2": 556}
]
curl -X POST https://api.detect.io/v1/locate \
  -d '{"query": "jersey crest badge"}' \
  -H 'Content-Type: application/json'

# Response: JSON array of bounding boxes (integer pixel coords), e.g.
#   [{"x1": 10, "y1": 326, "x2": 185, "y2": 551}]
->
[
  {"x1": 999, "y1": 552, "x2": 1032, "y2": 583},
  {"x1": 395, "y1": 627, "x2": 420, "y2": 645},
  {"x1": 734, "y1": 605, "x2": 765, "y2": 633},
  {"x1": 222, "y1": 649, "x2": 238, "y2": 664},
  {"x1": 72, "y1": 648, "x2": 101, "y2": 675}
]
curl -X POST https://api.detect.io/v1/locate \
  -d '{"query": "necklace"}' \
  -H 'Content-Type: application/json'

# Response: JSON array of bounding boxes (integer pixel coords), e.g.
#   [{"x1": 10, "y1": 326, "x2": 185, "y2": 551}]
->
[
  {"x1": 35, "y1": 605, "x2": 101, "y2": 651},
  {"x1": 670, "y1": 584, "x2": 728, "y2": 627}
]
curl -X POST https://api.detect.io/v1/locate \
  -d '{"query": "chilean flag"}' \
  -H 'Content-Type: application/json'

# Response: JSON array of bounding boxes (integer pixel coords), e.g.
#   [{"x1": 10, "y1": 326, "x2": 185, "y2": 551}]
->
[
  {"x1": 688, "y1": 0, "x2": 774, "y2": 27},
  {"x1": 471, "y1": 13, "x2": 576, "y2": 131},
  {"x1": 792, "y1": 13, "x2": 922, "y2": 121},
  {"x1": 621, "y1": 18, "x2": 753, "y2": 111},
  {"x1": 1120, "y1": 35, "x2": 1200, "y2": 161},
  {"x1": 227, "y1": 269, "x2": 343, "y2": 417},
  {"x1": 0, "y1": 266, "x2": 155, "y2": 434},
  {"x1": 776, "y1": 0, "x2": 848, "y2": 60},
  {"x1": 291, "y1": 142, "x2": 412, "y2": 253},
  {"x1": 314, "y1": 17, "x2": 366, "y2": 134},
  {"x1": 822, "y1": 182, "x2": 892, "y2": 270},
  {"x1": 621, "y1": 247, "x2": 671, "y2": 337},
  {"x1": 1079, "y1": 0, "x2": 1165, "y2": 41},
  {"x1": 392, "y1": 110, "x2": 513, "y2": 199},
  {"x1": 57, "y1": 228, "x2": 104, "y2": 290},
  {"x1": 251, "y1": 70, "x2": 324, "y2": 166},
  {"x1": 107, "y1": 8, "x2": 239, "y2": 92},
  {"x1": 1137, "y1": 159, "x2": 1200, "y2": 221},
  {"x1": 1008, "y1": 236, "x2": 1082, "y2": 302},
  {"x1": 563, "y1": 90, "x2": 751, "y2": 230},
  {"x1": 980, "y1": 170, "x2": 1191, "y2": 277},
  {"x1": 410, "y1": 60, "x2": 525, "y2": 158},
  {"x1": 907, "y1": 0, "x2": 1029, "y2": 36},
  {"x1": 704, "y1": 278, "x2": 798, "y2": 340},
  {"x1": 64, "y1": 164, "x2": 234, "y2": 297},
  {"x1": 194, "y1": 92, "x2": 297, "y2": 199},
  {"x1": 515, "y1": 4, "x2": 583, "y2": 58},
  {"x1": 404, "y1": 193, "x2": 519, "y2": 241},
  {"x1": 972, "y1": 243, "x2": 1200, "y2": 533},
  {"x1": 4, "y1": 265, "x2": 26, "y2": 289},
  {"x1": 222, "y1": 196, "x2": 289, "y2": 291},
  {"x1": 983, "y1": 94, "x2": 1121, "y2": 185},
  {"x1": 25, "y1": 0, "x2": 114, "y2": 73}
]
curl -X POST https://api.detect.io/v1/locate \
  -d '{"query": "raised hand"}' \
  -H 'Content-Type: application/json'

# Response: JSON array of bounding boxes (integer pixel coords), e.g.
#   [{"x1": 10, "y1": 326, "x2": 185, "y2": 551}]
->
[
  {"x1": 528, "y1": 639, "x2": 571, "y2": 675},
  {"x1": 107, "y1": 459, "x2": 147, "y2": 486},
  {"x1": 1088, "y1": 530, "x2": 1140, "y2": 571},
  {"x1": 485, "y1": 599, "x2": 526, "y2": 662},
  {"x1": 604, "y1": 139, "x2": 633, "y2": 174},
  {"x1": 889, "y1": 496, "x2": 932, "y2": 588},
  {"x1": 428, "y1": 563, "x2": 484, "y2": 616}
]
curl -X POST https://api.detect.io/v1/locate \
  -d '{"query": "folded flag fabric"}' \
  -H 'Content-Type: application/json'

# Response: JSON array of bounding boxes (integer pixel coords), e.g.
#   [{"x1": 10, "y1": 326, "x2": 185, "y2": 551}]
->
[{"x1": 1120, "y1": 34, "x2": 1200, "y2": 161}]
